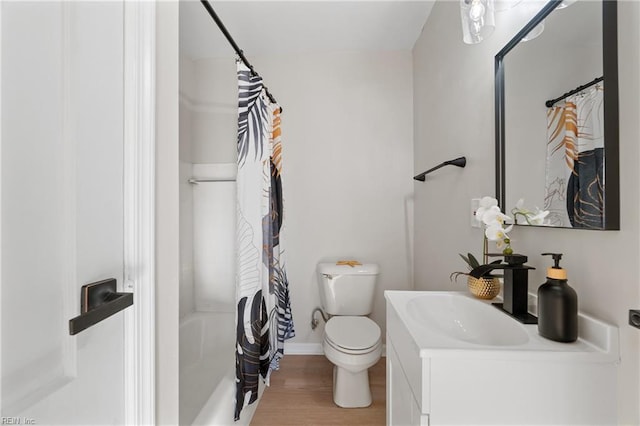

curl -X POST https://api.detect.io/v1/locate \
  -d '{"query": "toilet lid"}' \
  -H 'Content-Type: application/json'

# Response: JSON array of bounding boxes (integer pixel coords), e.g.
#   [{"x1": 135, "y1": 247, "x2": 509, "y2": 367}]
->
[{"x1": 325, "y1": 316, "x2": 381, "y2": 351}]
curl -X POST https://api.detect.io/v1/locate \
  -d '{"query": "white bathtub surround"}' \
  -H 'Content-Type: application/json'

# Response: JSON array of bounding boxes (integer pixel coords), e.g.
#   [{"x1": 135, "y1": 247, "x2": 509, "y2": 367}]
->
[
  {"x1": 178, "y1": 164, "x2": 243, "y2": 425},
  {"x1": 192, "y1": 162, "x2": 237, "y2": 181},
  {"x1": 178, "y1": 162, "x2": 242, "y2": 424},
  {"x1": 191, "y1": 163, "x2": 237, "y2": 313},
  {"x1": 180, "y1": 312, "x2": 262, "y2": 426},
  {"x1": 179, "y1": 160, "x2": 196, "y2": 317},
  {"x1": 192, "y1": 372, "x2": 264, "y2": 426},
  {"x1": 386, "y1": 291, "x2": 619, "y2": 425}
]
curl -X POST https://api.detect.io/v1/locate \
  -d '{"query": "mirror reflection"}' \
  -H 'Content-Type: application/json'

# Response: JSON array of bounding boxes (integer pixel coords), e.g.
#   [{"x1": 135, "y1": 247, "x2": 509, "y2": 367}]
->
[{"x1": 498, "y1": 0, "x2": 618, "y2": 229}]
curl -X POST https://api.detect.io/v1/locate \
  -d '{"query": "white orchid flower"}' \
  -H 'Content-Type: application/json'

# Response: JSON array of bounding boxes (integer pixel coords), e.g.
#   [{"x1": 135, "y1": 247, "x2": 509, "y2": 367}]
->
[
  {"x1": 472, "y1": 195, "x2": 544, "y2": 256},
  {"x1": 528, "y1": 209, "x2": 550, "y2": 225},
  {"x1": 485, "y1": 223, "x2": 513, "y2": 241},
  {"x1": 479, "y1": 196, "x2": 498, "y2": 208},
  {"x1": 475, "y1": 196, "x2": 498, "y2": 223},
  {"x1": 481, "y1": 206, "x2": 512, "y2": 226}
]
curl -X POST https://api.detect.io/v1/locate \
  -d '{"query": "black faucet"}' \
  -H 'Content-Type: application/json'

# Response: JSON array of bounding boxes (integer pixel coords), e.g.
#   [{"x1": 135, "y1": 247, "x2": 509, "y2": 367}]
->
[{"x1": 469, "y1": 254, "x2": 538, "y2": 324}]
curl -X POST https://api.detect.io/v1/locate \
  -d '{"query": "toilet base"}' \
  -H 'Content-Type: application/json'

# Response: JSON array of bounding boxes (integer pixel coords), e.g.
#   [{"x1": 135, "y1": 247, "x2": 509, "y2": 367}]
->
[{"x1": 332, "y1": 365, "x2": 372, "y2": 408}]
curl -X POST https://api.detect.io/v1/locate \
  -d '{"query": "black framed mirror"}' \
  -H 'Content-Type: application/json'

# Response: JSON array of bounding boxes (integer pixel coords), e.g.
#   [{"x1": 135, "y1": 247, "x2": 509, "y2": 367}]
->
[{"x1": 495, "y1": 0, "x2": 619, "y2": 229}]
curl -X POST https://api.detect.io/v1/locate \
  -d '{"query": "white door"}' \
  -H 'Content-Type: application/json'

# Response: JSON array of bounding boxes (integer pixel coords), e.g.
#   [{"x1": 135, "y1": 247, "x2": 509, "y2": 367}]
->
[{"x1": 1, "y1": 2, "x2": 130, "y2": 424}]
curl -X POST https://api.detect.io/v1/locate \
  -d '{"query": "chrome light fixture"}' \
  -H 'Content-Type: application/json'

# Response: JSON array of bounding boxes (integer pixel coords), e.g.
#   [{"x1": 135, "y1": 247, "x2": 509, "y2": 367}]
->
[
  {"x1": 460, "y1": 0, "x2": 496, "y2": 44},
  {"x1": 557, "y1": 0, "x2": 577, "y2": 9},
  {"x1": 521, "y1": 20, "x2": 545, "y2": 42},
  {"x1": 494, "y1": 0, "x2": 522, "y2": 12}
]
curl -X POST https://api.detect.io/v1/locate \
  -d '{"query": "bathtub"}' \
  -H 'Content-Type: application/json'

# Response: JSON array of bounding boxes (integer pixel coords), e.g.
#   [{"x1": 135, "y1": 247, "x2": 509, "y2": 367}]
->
[{"x1": 179, "y1": 311, "x2": 263, "y2": 426}]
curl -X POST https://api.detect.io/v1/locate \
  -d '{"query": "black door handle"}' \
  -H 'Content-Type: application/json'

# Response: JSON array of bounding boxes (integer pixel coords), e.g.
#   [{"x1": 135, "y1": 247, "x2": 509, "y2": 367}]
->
[{"x1": 68, "y1": 278, "x2": 133, "y2": 335}]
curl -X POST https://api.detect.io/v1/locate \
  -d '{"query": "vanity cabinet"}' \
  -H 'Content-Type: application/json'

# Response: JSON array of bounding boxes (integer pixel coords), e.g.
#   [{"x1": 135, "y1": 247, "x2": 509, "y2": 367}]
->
[
  {"x1": 386, "y1": 302, "x2": 430, "y2": 426},
  {"x1": 385, "y1": 291, "x2": 619, "y2": 426},
  {"x1": 387, "y1": 342, "x2": 425, "y2": 426}
]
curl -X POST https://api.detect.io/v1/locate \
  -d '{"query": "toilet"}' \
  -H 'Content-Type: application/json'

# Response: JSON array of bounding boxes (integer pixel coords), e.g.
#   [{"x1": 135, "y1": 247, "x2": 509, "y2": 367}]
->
[{"x1": 317, "y1": 262, "x2": 382, "y2": 408}]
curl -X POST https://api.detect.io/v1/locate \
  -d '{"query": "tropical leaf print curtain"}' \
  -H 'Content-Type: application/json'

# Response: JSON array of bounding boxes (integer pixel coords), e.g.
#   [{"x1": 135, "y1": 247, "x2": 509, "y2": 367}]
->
[
  {"x1": 544, "y1": 83, "x2": 604, "y2": 228},
  {"x1": 235, "y1": 61, "x2": 295, "y2": 421}
]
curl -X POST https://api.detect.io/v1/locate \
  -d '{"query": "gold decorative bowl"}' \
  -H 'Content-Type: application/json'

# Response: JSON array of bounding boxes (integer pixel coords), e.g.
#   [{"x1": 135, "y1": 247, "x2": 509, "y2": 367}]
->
[{"x1": 467, "y1": 276, "x2": 501, "y2": 300}]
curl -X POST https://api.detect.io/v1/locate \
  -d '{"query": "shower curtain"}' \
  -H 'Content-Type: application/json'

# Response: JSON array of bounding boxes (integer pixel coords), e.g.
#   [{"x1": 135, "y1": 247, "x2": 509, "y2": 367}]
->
[
  {"x1": 234, "y1": 61, "x2": 295, "y2": 421},
  {"x1": 544, "y1": 83, "x2": 604, "y2": 228}
]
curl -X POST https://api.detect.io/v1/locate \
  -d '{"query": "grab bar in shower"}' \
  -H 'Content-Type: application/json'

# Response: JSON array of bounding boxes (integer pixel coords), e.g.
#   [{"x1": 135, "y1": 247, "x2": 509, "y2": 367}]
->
[
  {"x1": 188, "y1": 178, "x2": 236, "y2": 185},
  {"x1": 188, "y1": 178, "x2": 236, "y2": 184}
]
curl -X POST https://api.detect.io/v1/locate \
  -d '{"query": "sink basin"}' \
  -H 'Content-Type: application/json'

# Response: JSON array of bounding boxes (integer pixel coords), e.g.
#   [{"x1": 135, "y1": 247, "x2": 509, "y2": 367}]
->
[
  {"x1": 386, "y1": 290, "x2": 619, "y2": 362},
  {"x1": 385, "y1": 291, "x2": 620, "y2": 425},
  {"x1": 406, "y1": 293, "x2": 529, "y2": 346}
]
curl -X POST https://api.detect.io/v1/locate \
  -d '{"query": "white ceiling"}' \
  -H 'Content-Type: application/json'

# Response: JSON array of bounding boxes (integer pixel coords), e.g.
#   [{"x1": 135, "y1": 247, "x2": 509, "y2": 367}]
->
[{"x1": 179, "y1": 1, "x2": 436, "y2": 61}]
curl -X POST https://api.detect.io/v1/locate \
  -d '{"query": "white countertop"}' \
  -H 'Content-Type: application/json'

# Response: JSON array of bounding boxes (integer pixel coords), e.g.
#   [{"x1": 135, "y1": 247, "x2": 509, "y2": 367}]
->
[{"x1": 385, "y1": 290, "x2": 620, "y2": 363}]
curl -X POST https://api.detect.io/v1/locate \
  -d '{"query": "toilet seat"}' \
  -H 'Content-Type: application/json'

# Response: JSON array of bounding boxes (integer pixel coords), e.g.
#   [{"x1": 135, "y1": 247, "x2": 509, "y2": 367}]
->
[{"x1": 324, "y1": 316, "x2": 381, "y2": 353}]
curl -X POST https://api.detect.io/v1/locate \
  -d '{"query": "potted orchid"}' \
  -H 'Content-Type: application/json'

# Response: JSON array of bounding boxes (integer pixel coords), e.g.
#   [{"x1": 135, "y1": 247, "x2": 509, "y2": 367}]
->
[
  {"x1": 477, "y1": 196, "x2": 550, "y2": 255},
  {"x1": 476, "y1": 196, "x2": 514, "y2": 255},
  {"x1": 451, "y1": 196, "x2": 549, "y2": 299}
]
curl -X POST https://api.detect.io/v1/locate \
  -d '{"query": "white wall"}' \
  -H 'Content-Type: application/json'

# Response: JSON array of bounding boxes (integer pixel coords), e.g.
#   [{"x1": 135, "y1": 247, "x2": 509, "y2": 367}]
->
[
  {"x1": 180, "y1": 54, "x2": 237, "y2": 165},
  {"x1": 191, "y1": 59, "x2": 236, "y2": 164},
  {"x1": 413, "y1": 1, "x2": 640, "y2": 423},
  {"x1": 188, "y1": 51, "x2": 415, "y2": 345},
  {"x1": 179, "y1": 56, "x2": 237, "y2": 166}
]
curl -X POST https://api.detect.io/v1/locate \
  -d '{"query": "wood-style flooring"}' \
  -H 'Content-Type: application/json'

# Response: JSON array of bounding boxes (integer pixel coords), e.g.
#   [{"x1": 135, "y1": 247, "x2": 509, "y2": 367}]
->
[{"x1": 251, "y1": 355, "x2": 386, "y2": 426}]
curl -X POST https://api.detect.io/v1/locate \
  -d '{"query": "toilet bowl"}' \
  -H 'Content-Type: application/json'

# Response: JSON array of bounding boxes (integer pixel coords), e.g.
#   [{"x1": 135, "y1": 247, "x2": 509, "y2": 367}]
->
[
  {"x1": 322, "y1": 315, "x2": 382, "y2": 408},
  {"x1": 316, "y1": 262, "x2": 381, "y2": 408}
]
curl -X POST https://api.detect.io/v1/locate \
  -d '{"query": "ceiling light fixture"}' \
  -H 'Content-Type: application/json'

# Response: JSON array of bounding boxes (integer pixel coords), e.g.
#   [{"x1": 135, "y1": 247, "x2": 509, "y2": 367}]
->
[
  {"x1": 521, "y1": 20, "x2": 545, "y2": 42},
  {"x1": 461, "y1": 0, "x2": 555, "y2": 45},
  {"x1": 460, "y1": 0, "x2": 496, "y2": 45},
  {"x1": 557, "y1": 0, "x2": 577, "y2": 9},
  {"x1": 494, "y1": 0, "x2": 523, "y2": 12}
]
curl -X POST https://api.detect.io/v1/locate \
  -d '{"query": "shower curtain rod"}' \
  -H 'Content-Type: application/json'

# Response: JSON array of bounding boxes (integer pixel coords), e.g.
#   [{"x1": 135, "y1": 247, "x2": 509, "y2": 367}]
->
[
  {"x1": 545, "y1": 76, "x2": 604, "y2": 108},
  {"x1": 200, "y1": 0, "x2": 281, "y2": 109}
]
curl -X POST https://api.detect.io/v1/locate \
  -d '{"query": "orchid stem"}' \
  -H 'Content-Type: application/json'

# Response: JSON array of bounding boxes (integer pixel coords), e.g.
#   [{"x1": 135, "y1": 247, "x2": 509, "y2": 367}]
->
[{"x1": 483, "y1": 235, "x2": 488, "y2": 265}]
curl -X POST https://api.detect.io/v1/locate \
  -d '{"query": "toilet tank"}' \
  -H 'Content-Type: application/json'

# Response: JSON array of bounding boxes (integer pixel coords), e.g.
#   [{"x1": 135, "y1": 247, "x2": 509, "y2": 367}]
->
[{"x1": 317, "y1": 263, "x2": 380, "y2": 316}]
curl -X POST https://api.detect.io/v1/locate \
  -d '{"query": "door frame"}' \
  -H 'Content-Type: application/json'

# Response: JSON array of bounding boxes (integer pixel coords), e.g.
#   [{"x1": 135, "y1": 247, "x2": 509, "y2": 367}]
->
[
  {"x1": 123, "y1": 1, "x2": 156, "y2": 425},
  {"x1": 1, "y1": 0, "x2": 4, "y2": 412}
]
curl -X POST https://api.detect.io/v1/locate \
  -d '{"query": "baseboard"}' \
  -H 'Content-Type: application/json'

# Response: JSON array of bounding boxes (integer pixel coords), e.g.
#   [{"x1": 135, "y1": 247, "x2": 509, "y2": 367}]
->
[
  {"x1": 284, "y1": 342, "x2": 324, "y2": 355},
  {"x1": 284, "y1": 342, "x2": 387, "y2": 357}
]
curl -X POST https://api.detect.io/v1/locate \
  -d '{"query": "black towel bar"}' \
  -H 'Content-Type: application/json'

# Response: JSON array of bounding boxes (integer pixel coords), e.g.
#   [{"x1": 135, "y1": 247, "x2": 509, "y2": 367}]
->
[{"x1": 413, "y1": 156, "x2": 466, "y2": 181}]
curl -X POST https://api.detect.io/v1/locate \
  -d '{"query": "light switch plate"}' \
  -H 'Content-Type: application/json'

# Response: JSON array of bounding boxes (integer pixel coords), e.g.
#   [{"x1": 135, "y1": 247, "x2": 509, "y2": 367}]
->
[{"x1": 471, "y1": 198, "x2": 481, "y2": 228}]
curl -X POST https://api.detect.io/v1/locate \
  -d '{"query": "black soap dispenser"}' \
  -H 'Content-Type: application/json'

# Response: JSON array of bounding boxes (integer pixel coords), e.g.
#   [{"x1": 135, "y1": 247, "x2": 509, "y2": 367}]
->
[{"x1": 537, "y1": 253, "x2": 578, "y2": 343}]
